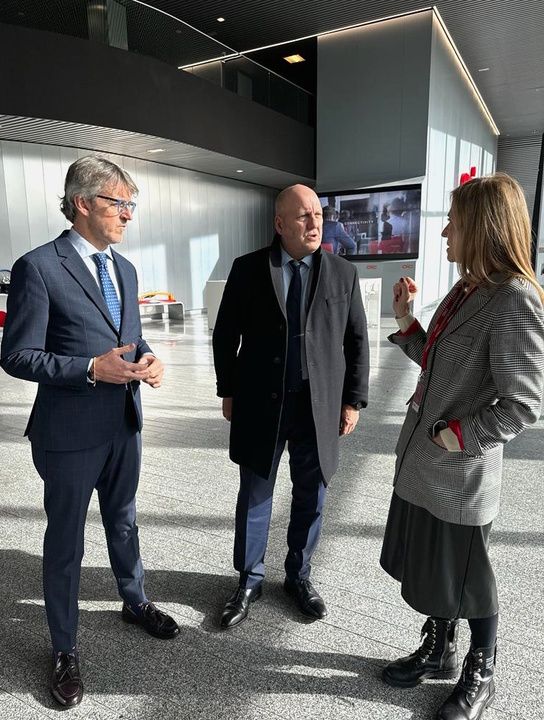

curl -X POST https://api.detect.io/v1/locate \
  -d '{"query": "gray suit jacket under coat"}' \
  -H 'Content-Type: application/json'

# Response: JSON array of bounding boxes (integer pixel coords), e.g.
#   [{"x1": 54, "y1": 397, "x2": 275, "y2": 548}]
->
[
  {"x1": 0, "y1": 232, "x2": 151, "y2": 452},
  {"x1": 212, "y1": 238, "x2": 369, "y2": 483},
  {"x1": 390, "y1": 278, "x2": 544, "y2": 526}
]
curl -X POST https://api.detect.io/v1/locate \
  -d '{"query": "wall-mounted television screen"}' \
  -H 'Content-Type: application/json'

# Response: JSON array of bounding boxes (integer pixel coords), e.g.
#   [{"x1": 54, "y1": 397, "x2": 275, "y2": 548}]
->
[{"x1": 317, "y1": 183, "x2": 422, "y2": 261}]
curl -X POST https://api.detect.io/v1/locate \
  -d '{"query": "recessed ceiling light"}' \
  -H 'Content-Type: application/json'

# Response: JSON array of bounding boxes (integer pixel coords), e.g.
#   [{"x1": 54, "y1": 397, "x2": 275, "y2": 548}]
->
[
  {"x1": 147, "y1": 148, "x2": 165, "y2": 154},
  {"x1": 478, "y1": 67, "x2": 489, "y2": 72},
  {"x1": 284, "y1": 54, "x2": 305, "y2": 64},
  {"x1": 217, "y1": 17, "x2": 225, "y2": 22},
  {"x1": 236, "y1": 169, "x2": 244, "y2": 173}
]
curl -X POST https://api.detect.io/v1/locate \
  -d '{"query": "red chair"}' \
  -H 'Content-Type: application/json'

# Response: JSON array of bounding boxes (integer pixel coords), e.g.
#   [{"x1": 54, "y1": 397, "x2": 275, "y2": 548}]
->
[{"x1": 369, "y1": 236, "x2": 404, "y2": 254}]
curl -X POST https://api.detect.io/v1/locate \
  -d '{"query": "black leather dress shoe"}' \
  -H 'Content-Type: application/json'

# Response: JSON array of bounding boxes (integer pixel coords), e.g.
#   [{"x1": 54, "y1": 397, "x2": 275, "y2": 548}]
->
[
  {"x1": 122, "y1": 602, "x2": 180, "y2": 639},
  {"x1": 284, "y1": 577, "x2": 328, "y2": 619},
  {"x1": 51, "y1": 652, "x2": 83, "y2": 707},
  {"x1": 220, "y1": 585, "x2": 262, "y2": 629}
]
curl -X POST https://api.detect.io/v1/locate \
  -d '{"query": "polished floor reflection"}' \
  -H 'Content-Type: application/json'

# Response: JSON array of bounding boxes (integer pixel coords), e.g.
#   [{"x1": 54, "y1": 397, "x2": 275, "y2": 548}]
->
[{"x1": 0, "y1": 313, "x2": 541, "y2": 720}]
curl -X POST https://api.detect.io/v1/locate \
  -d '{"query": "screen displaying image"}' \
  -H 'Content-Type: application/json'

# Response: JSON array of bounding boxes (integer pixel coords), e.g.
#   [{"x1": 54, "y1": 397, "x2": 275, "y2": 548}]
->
[{"x1": 318, "y1": 183, "x2": 422, "y2": 261}]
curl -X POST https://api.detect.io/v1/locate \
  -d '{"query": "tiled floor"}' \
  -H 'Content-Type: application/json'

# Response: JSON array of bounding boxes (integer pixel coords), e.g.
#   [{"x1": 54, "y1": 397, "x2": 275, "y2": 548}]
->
[{"x1": 0, "y1": 313, "x2": 542, "y2": 719}]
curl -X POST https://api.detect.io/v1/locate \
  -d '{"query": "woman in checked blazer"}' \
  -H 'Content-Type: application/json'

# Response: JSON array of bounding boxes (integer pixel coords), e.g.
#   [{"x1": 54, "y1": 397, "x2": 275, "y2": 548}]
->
[{"x1": 379, "y1": 173, "x2": 544, "y2": 720}]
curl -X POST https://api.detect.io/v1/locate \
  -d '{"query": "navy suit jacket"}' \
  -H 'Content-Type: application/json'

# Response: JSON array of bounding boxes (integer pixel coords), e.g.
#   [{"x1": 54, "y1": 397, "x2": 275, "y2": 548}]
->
[{"x1": 0, "y1": 231, "x2": 152, "y2": 452}]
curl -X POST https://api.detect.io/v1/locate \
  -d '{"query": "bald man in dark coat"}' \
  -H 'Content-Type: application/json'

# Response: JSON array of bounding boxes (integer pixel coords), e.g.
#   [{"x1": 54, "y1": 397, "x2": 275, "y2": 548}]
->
[{"x1": 213, "y1": 185, "x2": 369, "y2": 628}]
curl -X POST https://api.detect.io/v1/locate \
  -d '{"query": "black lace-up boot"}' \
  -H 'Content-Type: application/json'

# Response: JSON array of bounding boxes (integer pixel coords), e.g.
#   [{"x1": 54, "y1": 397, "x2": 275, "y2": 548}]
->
[
  {"x1": 383, "y1": 617, "x2": 460, "y2": 688},
  {"x1": 436, "y1": 644, "x2": 496, "y2": 720}
]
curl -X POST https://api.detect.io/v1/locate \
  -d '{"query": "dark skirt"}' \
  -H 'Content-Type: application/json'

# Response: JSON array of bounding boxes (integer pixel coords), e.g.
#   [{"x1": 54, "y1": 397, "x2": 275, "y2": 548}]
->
[{"x1": 380, "y1": 491, "x2": 498, "y2": 619}]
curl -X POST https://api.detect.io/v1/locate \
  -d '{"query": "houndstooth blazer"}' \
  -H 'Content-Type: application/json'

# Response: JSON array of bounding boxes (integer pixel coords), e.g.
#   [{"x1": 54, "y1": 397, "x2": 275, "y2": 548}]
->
[{"x1": 389, "y1": 277, "x2": 544, "y2": 526}]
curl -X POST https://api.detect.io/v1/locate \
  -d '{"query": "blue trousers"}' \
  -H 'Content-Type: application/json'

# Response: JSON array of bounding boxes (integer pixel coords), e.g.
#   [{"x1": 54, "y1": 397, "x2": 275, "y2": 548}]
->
[
  {"x1": 234, "y1": 385, "x2": 327, "y2": 589},
  {"x1": 32, "y1": 394, "x2": 147, "y2": 652}
]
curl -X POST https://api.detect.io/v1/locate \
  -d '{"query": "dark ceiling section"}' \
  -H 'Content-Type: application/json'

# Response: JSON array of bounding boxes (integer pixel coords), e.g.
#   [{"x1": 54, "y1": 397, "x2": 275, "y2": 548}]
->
[
  {"x1": 0, "y1": 0, "x2": 88, "y2": 38},
  {"x1": 0, "y1": 0, "x2": 232, "y2": 67},
  {"x1": 146, "y1": 0, "x2": 428, "y2": 50},
  {"x1": 124, "y1": 5, "x2": 225, "y2": 68},
  {"x1": 1, "y1": 0, "x2": 542, "y2": 137},
  {"x1": 248, "y1": 38, "x2": 317, "y2": 95},
  {"x1": 147, "y1": 0, "x2": 544, "y2": 138}
]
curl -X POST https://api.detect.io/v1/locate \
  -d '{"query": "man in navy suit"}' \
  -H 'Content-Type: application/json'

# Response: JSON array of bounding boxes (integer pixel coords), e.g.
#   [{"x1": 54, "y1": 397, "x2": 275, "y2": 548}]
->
[{"x1": 0, "y1": 156, "x2": 179, "y2": 707}]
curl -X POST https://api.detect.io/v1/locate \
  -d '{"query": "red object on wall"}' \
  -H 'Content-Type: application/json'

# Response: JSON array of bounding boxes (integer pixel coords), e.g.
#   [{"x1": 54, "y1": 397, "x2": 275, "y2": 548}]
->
[
  {"x1": 460, "y1": 166, "x2": 478, "y2": 185},
  {"x1": 0, "y1": 311, "x2": 6, "y2": 328}
]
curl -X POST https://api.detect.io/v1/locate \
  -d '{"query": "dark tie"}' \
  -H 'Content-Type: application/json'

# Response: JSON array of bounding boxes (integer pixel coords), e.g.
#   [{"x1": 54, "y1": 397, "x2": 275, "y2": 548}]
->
[
  {"x1": 92, "y1": 252, "x2": 121, "y2": 330},
  {"x1": 286, "y1": 260, "x2": 303, "y2": 392}
]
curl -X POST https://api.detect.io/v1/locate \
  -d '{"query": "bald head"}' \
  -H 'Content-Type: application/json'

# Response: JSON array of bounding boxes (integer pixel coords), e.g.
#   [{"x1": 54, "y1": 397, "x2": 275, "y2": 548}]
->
[
  {"x1": 274, "y1": 185, "x2": 323, "y2": 260},
  {"x1": 275, "y1": 184, "x2": 318, "y2": 214}
]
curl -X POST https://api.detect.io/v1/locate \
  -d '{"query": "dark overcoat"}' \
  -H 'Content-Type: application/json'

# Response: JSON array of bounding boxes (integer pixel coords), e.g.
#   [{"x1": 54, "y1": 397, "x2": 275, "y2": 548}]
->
[{"x1": 212, "y1": 237, "x2": 369, "y2": 483}]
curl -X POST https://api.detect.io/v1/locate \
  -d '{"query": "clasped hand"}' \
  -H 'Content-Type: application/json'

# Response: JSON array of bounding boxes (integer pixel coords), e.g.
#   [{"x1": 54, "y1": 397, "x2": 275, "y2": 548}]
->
[{"x1": 93, "y1": 344, "x2": 164, "y2": 388}]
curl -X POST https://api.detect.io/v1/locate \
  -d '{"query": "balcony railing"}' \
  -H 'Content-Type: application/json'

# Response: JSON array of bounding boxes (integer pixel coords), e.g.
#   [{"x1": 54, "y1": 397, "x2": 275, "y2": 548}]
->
[{"x1": 0, "y1": 0, "x2": 313, "y2": 125}]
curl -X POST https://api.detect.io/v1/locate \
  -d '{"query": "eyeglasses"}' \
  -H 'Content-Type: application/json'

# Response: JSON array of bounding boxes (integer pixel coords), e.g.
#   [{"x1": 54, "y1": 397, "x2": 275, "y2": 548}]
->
[{"x1": 96, "y1": 195, "x2": 137, "y2": 214}]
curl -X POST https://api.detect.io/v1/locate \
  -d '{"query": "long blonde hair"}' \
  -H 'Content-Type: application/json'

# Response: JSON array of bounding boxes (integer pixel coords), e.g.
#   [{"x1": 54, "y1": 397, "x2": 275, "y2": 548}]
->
[{"x1": 450, "y1": 172, "x2": 544, "y2": 302}]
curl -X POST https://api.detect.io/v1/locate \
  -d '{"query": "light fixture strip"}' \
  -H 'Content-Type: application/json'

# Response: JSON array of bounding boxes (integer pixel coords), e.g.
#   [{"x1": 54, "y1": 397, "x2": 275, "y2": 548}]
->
[
  {"x1": 239, "y1": 6, "x2": 434, "y2": 55},
  {"x1": 179, "y1": 53, "x2": 240, "y2": 69}
]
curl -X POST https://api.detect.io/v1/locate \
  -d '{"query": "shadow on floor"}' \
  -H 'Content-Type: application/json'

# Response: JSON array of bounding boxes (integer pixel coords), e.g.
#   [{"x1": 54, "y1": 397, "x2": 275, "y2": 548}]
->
[{"x1": 1, "y1": 549, "x2": 456, "y2": 719}]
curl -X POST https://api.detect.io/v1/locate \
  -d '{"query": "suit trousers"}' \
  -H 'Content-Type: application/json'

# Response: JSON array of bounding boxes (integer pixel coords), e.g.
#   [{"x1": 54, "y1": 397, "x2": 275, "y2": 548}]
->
[
  {"x1": 31, "y1": 391, "x2": 147, "y2": 652},
  {"x1": 234, "y1": 383, "x2": 327, "y2": 589}
]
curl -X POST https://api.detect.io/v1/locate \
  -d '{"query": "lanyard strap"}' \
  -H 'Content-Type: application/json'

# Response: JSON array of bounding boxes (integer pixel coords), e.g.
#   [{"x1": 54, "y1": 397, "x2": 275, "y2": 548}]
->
[{"x1": 421, "y1": 284, "x2": 476, "y2": 370}]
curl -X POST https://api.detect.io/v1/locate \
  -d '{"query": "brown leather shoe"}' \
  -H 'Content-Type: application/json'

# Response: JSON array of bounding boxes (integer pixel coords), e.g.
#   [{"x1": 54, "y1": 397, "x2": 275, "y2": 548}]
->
[
  {"x1": 284, "y1": 577, "x2": 328, "y2": 618},
  {"x1": 122, "y1": 602, "x2": 180, "y2": 639},
  {"x1": 51, "y1": 651, "x2": 83, "y2": 707}
]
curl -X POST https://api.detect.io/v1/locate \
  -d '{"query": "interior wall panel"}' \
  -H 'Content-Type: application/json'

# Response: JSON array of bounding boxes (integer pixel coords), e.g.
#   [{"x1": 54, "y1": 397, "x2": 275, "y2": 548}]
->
[
  {"x1": 0, "y1": 147, "x2": 9, "y2": 271},
  {"x1": 414, "y1": 14, "x2": 498, "y2": 312},
  {"x1": 0, "y1": 140, "x2": 277, "y2": 310},
  {"x1": 497, "y1": 136, "x2": 542, "y2": 219},
  {"x1": 316, "y1": 10, "x2": 432, "y2": 191}
]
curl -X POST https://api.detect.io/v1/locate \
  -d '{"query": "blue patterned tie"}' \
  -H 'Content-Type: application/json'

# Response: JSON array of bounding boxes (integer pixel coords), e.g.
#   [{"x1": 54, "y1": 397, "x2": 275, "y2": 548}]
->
[{"x1": 92, "y1": 253, "x2": 121, "y2": 330}]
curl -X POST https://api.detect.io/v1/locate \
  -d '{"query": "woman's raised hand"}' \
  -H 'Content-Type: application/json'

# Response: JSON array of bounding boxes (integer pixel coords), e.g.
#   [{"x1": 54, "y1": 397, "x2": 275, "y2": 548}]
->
[{"x1": 393, "y1": 276, "x2": 418, "y2": 318}]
